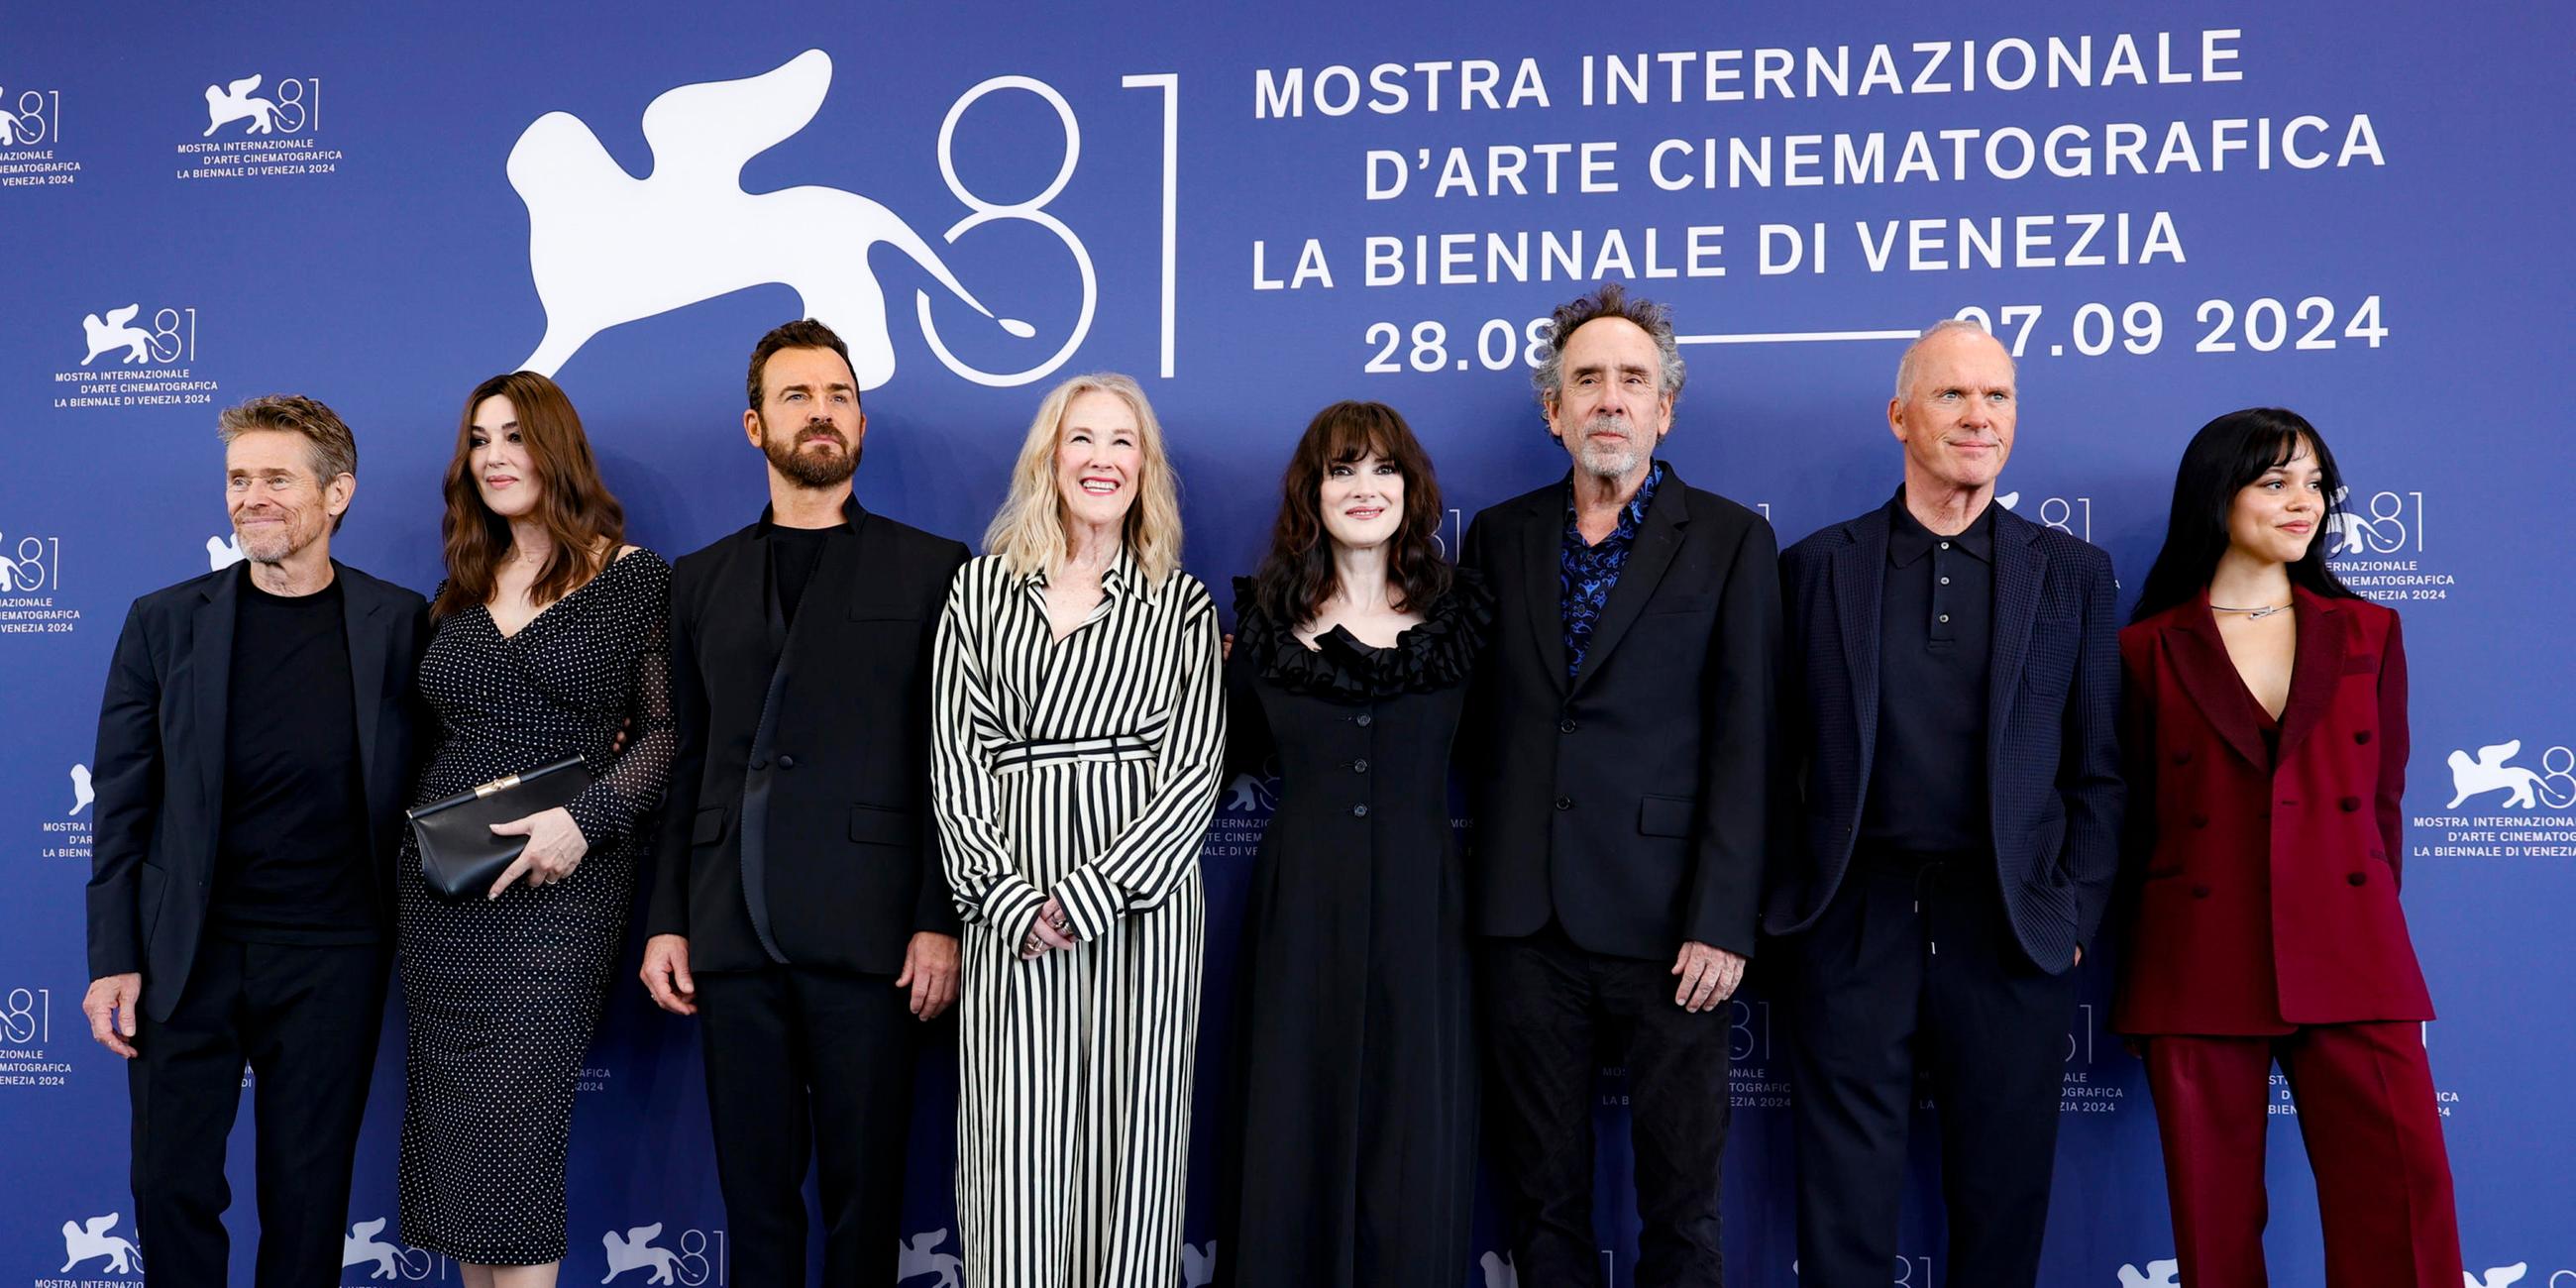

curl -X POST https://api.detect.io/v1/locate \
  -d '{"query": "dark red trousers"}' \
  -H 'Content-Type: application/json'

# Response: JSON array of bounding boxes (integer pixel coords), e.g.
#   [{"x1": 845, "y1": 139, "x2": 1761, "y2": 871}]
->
[{"x1": 2142, "y1": 1022, "x2": 2461, "y2": 1288}]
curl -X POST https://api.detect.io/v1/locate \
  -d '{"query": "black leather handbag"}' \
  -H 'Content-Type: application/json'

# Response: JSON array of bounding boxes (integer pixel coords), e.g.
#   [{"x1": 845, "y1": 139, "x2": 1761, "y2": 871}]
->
[{"x1": 407, "y1": 755, "x2": 593, "y2": 901}]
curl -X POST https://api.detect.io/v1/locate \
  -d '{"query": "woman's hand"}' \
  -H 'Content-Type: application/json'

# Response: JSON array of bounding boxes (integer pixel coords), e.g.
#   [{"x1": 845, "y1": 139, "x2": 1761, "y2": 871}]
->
[
  {"x1": 487, "y1": 805, "x2": 589, "y2": 898},
  {"x1": 1019, "y1": 897, "x2": 1079, "y2": 961}
]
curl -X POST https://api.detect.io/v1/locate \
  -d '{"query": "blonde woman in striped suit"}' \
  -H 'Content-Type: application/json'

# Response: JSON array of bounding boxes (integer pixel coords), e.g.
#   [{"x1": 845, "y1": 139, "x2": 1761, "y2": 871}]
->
[{"x1": 931, "y1": 373, "x2": 1226, "y2": 1286}]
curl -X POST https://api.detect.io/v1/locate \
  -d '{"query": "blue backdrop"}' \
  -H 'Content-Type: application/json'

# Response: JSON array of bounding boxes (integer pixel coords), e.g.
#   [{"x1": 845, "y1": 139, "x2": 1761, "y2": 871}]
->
[{"x1": 5, "y1": 4, "x2": 2571, "y2": 1285}]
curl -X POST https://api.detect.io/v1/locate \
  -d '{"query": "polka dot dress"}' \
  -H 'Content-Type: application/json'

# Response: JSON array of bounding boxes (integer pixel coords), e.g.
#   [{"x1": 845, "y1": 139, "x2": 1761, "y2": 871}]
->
[{"x1": 395, "y1": 550, "x2": 675, "y2": 1265}]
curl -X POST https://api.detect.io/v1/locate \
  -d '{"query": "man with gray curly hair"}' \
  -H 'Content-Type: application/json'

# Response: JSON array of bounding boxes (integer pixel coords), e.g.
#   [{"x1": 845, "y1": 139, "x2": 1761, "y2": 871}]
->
[{"x1": 1459, "y1": 282, "x2": 1782, "y2": 1287}]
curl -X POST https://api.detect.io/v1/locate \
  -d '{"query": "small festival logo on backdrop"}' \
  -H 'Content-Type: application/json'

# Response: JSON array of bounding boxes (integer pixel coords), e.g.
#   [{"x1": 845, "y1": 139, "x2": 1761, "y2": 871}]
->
[
  {"x1": 0, "y1": 82, "x2": 79, "y2": 191},
  {"x1": 56, "y1": 1213, "x2": 144, "y2": 1277},
  {"x1": 2417, "y1": 736, "x2": 2575, "y2": 862},
  {"x1": 2114, "y1": 1260, "x2": 2180, "y2": 1288},
  {"x1": 174, "y1": 71, "x2": 344, "y2": 181},
  {"x1": 2464, "y1": 1266, "x2": 2530, "y2": 1288},
  {"x1": 207, "y1": 533, "x2": 247, "y2": 571},
  {"x1": 2325, "y1": 484, "x2": 2460, "y2": 605},
  {"x1": 66, "y1": 764, "x2": 91, "y2": 817},
  {"x1": 598, "y1": 1223, "x2": 723, "y2": 1285},
  {"x1": 1993, "y1": 486, "x2": 2095, "y2": 543},
  {"x1": 896, "y1": 1230, "x2": 962, "y2": 1288},
  {"x1": 49, "y1": 303, "x2": 221, "y2": 413},
  {"x1": 0, "y1": 529, "x2": 78, "y2": 642},
  {"x1": 506, "y1": 50, "x2": 1101, "y2": 390},
  {"x1": 340, "y1": 1217, "x2": 451, "y2": 1283}
]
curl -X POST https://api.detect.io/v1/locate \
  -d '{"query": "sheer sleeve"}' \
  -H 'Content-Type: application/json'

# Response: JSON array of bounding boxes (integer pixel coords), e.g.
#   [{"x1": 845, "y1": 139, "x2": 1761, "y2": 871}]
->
[{"x1": 564, "y1": 554, "x2": 678, "y2": 849}]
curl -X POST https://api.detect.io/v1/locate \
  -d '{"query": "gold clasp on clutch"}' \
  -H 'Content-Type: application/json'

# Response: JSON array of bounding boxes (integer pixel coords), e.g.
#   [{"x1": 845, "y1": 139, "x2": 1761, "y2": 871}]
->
[{"x1": 473, "y1": 773, "x2": 524, "y2": 799}]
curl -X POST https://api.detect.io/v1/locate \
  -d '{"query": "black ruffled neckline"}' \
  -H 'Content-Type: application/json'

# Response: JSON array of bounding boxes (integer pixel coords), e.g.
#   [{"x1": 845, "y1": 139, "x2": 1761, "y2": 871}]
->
[{"x1": 1232, "y1": 569, "x2": 1492, "y2": 702}]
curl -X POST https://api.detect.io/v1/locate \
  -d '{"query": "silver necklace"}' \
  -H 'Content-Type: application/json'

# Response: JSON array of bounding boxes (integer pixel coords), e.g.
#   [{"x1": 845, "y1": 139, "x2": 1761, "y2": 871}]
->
[{"x1": 2211, "y1": 602, "x2": 2291, "y2": 619}]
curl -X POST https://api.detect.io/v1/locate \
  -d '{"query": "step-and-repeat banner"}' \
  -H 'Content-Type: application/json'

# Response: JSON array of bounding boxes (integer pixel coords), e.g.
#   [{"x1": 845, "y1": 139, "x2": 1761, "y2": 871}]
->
[{"x1": 5, "y1": 3, "x2": 2570, "y2": 1285}]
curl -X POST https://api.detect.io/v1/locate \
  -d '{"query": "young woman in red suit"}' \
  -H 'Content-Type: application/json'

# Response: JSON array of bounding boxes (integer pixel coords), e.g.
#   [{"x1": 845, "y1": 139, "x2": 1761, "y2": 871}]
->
[{"x1": 2117, "y1": 407, "x2": 2461, "y2": 1287}]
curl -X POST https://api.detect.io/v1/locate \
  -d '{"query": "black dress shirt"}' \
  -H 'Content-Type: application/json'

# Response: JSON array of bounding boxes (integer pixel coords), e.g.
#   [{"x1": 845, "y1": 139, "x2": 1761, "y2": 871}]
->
[{"x1": 1859, "y1": 492, "x2": 1994, "y2": 855}]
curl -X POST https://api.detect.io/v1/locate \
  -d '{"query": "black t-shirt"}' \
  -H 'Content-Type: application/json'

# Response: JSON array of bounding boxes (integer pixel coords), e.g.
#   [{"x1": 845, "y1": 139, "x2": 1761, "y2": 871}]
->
[
  {"x1": 767, "y1": 524, "x2": 842, "y2": 629},
  {"x1": 210, "y1": 575, "x2": 380, "y2": 942}
]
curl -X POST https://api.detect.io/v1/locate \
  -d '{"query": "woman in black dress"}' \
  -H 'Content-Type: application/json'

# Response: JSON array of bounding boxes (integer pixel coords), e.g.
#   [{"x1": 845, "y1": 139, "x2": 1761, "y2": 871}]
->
[
  {"x1": 1217, "y1": 400, "x2": 1490, "y2": 1288},
  {"x1": 397, "y1": 372, "x2": 674, "y2": 1286}
]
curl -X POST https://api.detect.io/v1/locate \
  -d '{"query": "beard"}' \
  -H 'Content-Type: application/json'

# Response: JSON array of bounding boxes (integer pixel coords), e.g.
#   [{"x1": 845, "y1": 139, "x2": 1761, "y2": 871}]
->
[
  {"x1": 761, "y1": 415, "x2": 860, "y2": 487},
  {"x1": 233, "y1": 515, "x2": 302, "y2": 564},
  {"x1": 1572, "y1": 413, "x2": 1650, "y2": 480}
]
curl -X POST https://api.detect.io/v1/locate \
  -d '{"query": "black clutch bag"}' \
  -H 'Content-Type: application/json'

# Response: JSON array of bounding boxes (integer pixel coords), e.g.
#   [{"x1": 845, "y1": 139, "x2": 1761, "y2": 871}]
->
[{"x1": 407, "y1": 755, "x2": 593, "y2": 901}]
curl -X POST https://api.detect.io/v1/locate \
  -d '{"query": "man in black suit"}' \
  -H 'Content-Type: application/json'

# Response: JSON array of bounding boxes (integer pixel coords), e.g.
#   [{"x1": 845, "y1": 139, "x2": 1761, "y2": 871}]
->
[
  {"x1": 1768, "y1": 319, "x2": 2123, "y2": 1288},
  {"x1": 83, "y1": 395, "x2": 429, "y2": 1287},
  {"x1": 639, "y1": 319, "x2": 967, "y2": 1287},
  {"x1": 1460, "y1": 283, "x2": 1781, "y2": 1287}
]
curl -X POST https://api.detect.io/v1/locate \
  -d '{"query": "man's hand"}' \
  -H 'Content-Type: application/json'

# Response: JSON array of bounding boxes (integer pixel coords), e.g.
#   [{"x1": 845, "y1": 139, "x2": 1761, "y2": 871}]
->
[
  {"x1": 2074, "y1": 945, "x2": 2084, "y2": 967},
  {"x1": 1670, "y1": 941, "x2": 1746, "y2": 1014},
  {"x1": 896, "y1": 932, "x2": 961, "y2": 1020},
  {"x1": 83, "y1": 974, "x2": 143, "y2": 1058},
  {"x1": 639, "y1": 934, "x2": 698, "y2": 1016}
]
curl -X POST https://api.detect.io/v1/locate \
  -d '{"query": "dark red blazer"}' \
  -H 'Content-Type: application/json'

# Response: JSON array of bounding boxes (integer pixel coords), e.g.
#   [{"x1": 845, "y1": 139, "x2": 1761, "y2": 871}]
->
[{"x1": 2112, "y1": 587, "x2": 2433, "y2": 1034}]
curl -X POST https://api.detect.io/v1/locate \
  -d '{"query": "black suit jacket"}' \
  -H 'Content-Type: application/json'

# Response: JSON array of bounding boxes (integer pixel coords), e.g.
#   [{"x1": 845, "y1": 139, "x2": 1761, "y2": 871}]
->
[
  {"x1": 87, "y1": 561, "x2": 431, "y2": 1020},
  {"x1": 1766, "y1": 500, "x2": 2124, "y2": 972},
  {"x1": 646, "y1": 498, "x2": 969, "y2": 975},
  {"x1": 1460, "y1": 466, "x2": 1782, "y2": 960}
]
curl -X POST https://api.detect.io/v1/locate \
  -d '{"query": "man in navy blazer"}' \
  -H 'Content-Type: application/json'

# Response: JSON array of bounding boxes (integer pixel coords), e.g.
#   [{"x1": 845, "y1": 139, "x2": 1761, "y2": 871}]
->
[
  {"x1": 84, "y1": 395, "x2": 429, "y2": 1287},
  {"x1": 1768, "y1": 320, "x2": 2122, "y2": 1288}
]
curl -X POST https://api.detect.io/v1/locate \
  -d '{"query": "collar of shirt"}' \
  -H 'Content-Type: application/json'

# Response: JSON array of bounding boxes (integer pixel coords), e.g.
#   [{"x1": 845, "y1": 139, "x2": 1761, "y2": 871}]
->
[
  {"x1": 1884, "y1": 488, "x2": 1995, "y2": 568},
  {"x1": 756, "y1": 493, "x2": 865, "y2": 538},
  {"x1": 1561, "y1": 460, "x2": 1666, "y2": 552},
  {"x1": 1020, "y1": 544, "x2": 1140, "y2": 602}
]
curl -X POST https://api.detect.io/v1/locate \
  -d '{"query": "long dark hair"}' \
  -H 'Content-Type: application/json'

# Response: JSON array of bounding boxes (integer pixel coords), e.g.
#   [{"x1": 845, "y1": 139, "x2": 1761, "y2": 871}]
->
[
  {"x1": 433, "y1": 372, "x2": 626, "y2": 620},
  {"x1": 2129, "y1": 406, "x2": 2359, "y2": 623},
  {"x1": 1250, "y1": 401, "x2": 1452, "y2": 627}
]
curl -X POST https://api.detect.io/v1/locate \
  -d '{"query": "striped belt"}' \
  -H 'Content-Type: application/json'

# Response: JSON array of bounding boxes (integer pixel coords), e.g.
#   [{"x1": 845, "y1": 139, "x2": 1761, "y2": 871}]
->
[{"x1": 992, "y1": 732, "x2": 1156, "y2": 772}]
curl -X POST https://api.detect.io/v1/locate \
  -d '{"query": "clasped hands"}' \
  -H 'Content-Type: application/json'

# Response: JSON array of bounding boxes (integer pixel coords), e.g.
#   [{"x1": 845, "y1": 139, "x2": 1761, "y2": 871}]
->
[{"x1": 1019, "y1": 896, "x2": 1080, "y2": 961}]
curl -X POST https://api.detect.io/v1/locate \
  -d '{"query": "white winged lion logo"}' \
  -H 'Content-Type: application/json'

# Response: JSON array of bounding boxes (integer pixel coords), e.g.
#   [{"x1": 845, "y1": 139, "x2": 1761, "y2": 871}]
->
[{"x1": 507, "y1": 50, "x2": 1029, "y2": 385}]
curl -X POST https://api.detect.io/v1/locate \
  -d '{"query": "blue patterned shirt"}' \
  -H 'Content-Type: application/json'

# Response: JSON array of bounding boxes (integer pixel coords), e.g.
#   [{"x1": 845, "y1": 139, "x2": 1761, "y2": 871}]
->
[{"x1": 1558, "y1": 462, "x2": 1665, "y2": 682}]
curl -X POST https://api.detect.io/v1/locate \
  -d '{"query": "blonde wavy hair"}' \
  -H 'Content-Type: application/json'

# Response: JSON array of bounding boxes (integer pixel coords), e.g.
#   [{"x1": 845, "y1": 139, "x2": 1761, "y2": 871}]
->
[{"x1": 983, "y1": 372, "x2": 1184, "y2": 589}]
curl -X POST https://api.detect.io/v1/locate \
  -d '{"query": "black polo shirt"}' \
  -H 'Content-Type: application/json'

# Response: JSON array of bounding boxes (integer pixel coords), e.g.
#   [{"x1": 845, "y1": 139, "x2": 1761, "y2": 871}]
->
[{"x1": 1859, "y1": 492, "x2": 1994, "y2": 855}]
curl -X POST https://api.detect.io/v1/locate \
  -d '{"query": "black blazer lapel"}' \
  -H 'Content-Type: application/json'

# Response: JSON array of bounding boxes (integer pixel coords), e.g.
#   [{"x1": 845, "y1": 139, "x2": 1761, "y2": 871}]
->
[
  {"x1": 1829, "y1": 514, "x2": 1888, "y2": 772},
  {"x1": 2274, "y1": 589, "x2": 2346, "y2": 763},
  {"x1": 189, "y1": 565, "x2": 242, "y2": 829},
  {"x1": 1986, "y1": 510, "x2": 2047, "y2": 767},
  {"x1": 1517, "y1": 493, "x2": 1569, "y2": 694},
  {"x1": 338, "y1": 564, "x2": 390, "y2": 817},
  {"x1": 1570, "y1": 480, "x2": 1688, "y2": 695},
  {"x1": 2165, "y1": 596, "x2": 2272, "y2": 771}
]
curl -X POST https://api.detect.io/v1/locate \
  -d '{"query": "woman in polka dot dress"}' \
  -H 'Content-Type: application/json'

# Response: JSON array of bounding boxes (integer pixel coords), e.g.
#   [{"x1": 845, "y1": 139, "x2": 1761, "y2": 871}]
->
[{"x1": 397, "y1": 371, "x2": 675, "y2": 1284}]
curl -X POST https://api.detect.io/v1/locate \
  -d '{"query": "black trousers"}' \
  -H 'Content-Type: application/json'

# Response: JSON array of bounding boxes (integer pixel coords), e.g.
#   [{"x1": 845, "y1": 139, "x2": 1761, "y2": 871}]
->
[
  {"x1": 1481, "y1": 923, "x2": 1732, "y2": 1288},
  {"x1": 1784, "y1": 855, "x2": 2075, "y2": 1288},
  {"x1": 695, "y1": 965, "x2": 922, "y2": 1288},
  {"x1": 128, "y1": 935, "x2": 388, "y2": 1288}
]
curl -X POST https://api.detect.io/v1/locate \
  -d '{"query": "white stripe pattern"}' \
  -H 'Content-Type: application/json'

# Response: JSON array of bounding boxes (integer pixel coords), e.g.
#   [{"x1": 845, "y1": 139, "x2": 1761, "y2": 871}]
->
[{"x1": 931, "y1": 551, "x2": 1226, "y2": 1287}]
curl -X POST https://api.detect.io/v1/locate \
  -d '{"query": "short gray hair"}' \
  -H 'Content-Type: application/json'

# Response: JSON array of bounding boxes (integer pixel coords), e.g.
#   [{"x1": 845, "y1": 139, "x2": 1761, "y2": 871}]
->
[
  {"x1": 1893, "y1": 318, "x2": 2015, "y2": 400},
  {"x1": 1531, "y1": 281, "x2": 1686, "y2": 413}
]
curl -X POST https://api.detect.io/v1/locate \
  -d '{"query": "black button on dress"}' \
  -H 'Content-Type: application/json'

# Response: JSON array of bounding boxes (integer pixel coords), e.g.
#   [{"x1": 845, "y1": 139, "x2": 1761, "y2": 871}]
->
[
  {"x1": 1215, "y1": 571, "x2": 1492, "y2": 1288},
  {"x1": 395, "y1": 551, "x2": 676, "y2": 1264}
]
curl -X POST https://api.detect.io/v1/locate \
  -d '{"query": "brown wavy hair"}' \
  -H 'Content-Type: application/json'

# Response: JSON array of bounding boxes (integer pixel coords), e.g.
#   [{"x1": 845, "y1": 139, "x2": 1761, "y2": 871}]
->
[
  {"x1": 431, "y1": 372, "x2": 626, "y2": 620},
  {"x1": 1250, "y1": 400, "x2": 1451, "y2": 628}
]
